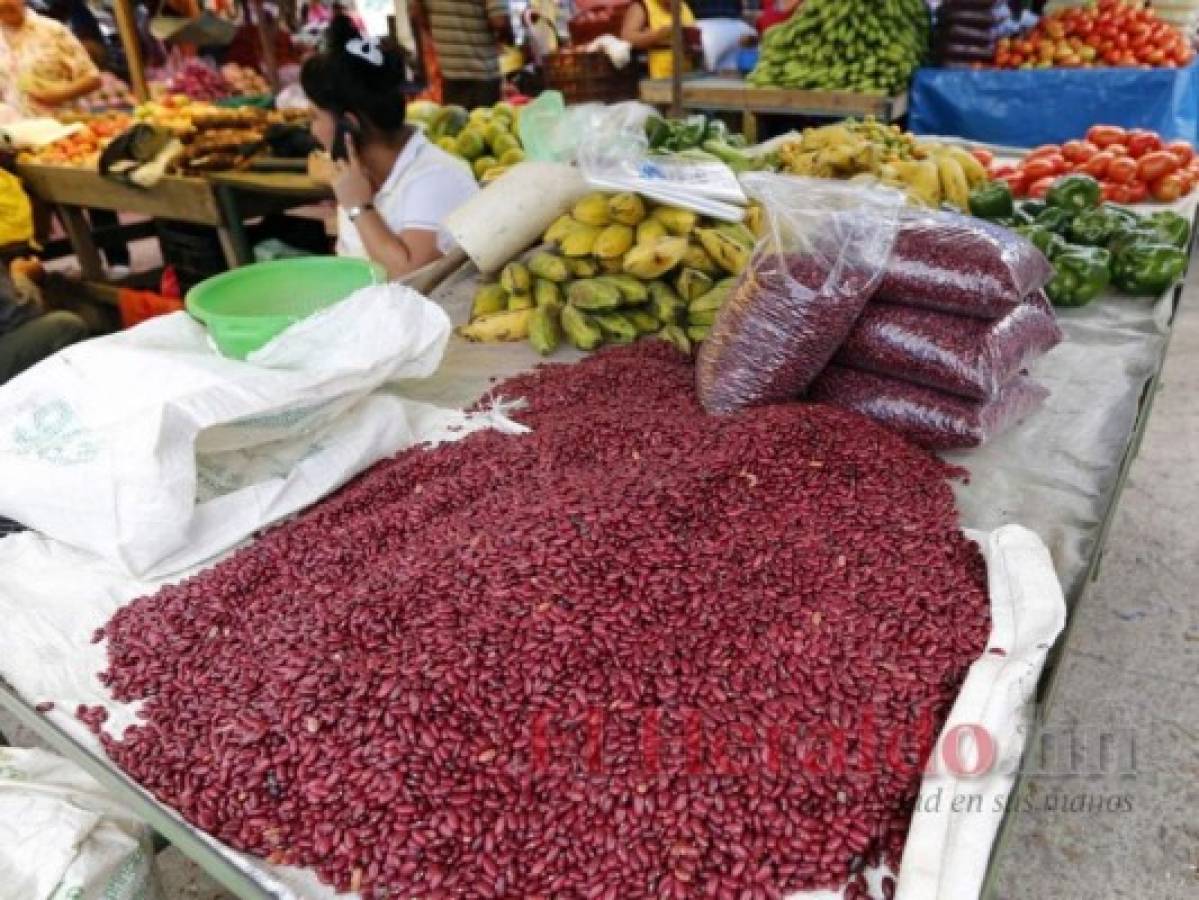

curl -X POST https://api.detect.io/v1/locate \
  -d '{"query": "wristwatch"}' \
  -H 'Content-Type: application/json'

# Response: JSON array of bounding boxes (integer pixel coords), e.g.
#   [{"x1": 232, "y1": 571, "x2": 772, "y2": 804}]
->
[{"x1": 346, "y1": 203, "x2": 375, "y2": 222}]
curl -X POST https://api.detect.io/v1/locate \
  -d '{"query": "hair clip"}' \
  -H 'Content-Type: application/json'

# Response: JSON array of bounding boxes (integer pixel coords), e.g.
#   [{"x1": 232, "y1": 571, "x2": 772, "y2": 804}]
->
[{"x1": 346, "y1": 36, "x2": 384, "y2": 66}]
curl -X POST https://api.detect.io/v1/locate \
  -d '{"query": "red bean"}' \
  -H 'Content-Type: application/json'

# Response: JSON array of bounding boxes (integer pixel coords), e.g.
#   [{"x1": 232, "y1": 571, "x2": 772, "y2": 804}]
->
[{"x1": 90, "y1": 342, "x2": 990, "y2": 898}]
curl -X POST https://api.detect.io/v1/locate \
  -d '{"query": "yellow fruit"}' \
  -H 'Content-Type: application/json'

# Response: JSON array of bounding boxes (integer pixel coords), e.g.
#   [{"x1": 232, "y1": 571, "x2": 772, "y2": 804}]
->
[
  {"x1": 936, "y1": 155, "x2": 970, "y2": 210},
  {"x1": 456, "y1": 308, "x2": 532, "y2": 342},
  {"x1": 480, "y1": 166, "x2": 509, "y2": 185},
  {"x1": 508, "y1": 292, "x2": 534, "y2": 311},
  {"x1": 500, "y1": 261, "x2": 531, "y2": 294},
  {"x1": 688, "y1": 281, "x2": 732, "y2": 315},
  {"x1": 944, "y1": 145, "x2": 988, "y2": 188},
  {"x1": 572, "y1": 193, "x2": 611, "y2": 227},
  {"x1": 676, "y1": 268, "x2": 714, "y2": 303},
  {"x1": 595, "y1": 274, "x2": 650, "y2": 304},
  {"x1": 594, "y1": 224, "x2": 635, "y2": 260},
  {"x1": 500, "y1": 148, "x2": 525, "y2": 166},
  {"x1": 455, "y1": 129, "x2": 486, "y2": 160},
  {"x1": 651, "y1": 206, "x2": 698, "y2": 236},
  {"x1": 473, "y1": 155, "x2": 497, "y2": 179},
  {"x1": 560, "y1": 223, "x2": 602, "y2": 257},
  {"x1": 484, "y1": 123, "x2": 508, "y2": 150},
  {"x1": 608, "y1": 192, "x2": 647, "y2": 226},
  {"x1": 696, "y1": 228, "x2": 751, "y2": 275},
  {"x1": 528, "y1": 252, "x2": 570, "y2": 283},
  {"x1": 437, "y1": 136, "x2": 458, "y2": 154},
  {"x1": 567, "y1": 278, "x2": 623, "y2": 311},
  {"x1": 528, "y1": 305, "x2": 562, "y2": 355},
  {"x1": 598, "y1": 257, "x2": 624, "y2": 274},
  {"x1": 745, "y1": 204, "x2": 766, "y2": 238},
  {"x1": 636, "y1": 218, "x2": 668, "y2": 244},
  {"x1": 534, "y1": 278, "x2": 562, "y2": 309},
  {"x1": 567, "y1": 257, "x2": 599, "y2": 278},
  {"x1": 649, "y1": 281, "x2": 686, "y2": 325},
  {"x1": 544, "y1": 214, "x2": 575, "y2": 245},
  {"x1": 492, "y1": 133, "x2": 520, "y2": 156},
  {"x1": 471, "y1": 283, "x2": 508, "y2": 320},
  {"x1": 622, "y1": 237, "x2": 688, "y2": 279},
  {"x1": 561, "y1": 304, "x2": 603, "y2": 350},
  {"x1": 683, "y1": 242, "x2": 718, "y2": 275}
]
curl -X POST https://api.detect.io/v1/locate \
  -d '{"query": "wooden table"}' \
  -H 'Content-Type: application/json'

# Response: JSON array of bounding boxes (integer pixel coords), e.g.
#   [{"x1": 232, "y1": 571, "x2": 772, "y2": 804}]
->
[
  {"x1": 639, "y1": 76, "x2": 908, "y2": 142},
  {"x1": 16, "y1": 164, "x2": 330, "y2": 280}
]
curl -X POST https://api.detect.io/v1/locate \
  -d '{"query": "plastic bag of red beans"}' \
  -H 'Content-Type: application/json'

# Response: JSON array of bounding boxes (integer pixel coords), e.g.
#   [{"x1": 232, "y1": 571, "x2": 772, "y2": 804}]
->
[
  {"x1": 876, "y1": 210, "x2": 1054, "y2": 319},
  {"x1": 809, "y1": 365, "x2": 1049, "y2": 449},
  {"x1": 836, "y1": 291, "x2": 1062, "y2": 401},
  {"x1": 696, "y1": 176, "x2": 904, "y2": 414}
]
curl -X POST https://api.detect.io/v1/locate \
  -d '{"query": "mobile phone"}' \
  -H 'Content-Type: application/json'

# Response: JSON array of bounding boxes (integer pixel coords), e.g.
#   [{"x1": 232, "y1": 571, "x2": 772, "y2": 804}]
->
[{"x1": 331, "y1": 116, "x2": 358, "y2": 161}]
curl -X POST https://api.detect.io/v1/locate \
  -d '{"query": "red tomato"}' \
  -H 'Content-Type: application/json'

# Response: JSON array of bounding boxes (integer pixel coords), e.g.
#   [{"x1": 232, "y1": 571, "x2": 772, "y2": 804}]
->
[
  {"x1": 1062, "y1": 139, "x2": 1099, "y2": 163},
  {"x1": 971, "y1": 148, "x2": 995, "y2": 167},
  {"x1": 1087, "y1": 125, "x2": 1128, "y2": 147},
  {"x1": 1083, "y1": 150, "x2": 1115, "y2": 177},
  {"x1": 1136, "y1": 150, "x2": 1180, "y2": 183},
  {"x1": 1043, "y1": 152, "x2": 1069, "y2": 174},
  {"x1": 999, "y1": 172, "x2": 1027, "y2": 196},
  {"x1": 1027, "y1": 176, "x2": 1056, "y2": 199},
  {"x1": 1026, "y1": 144, "x2": 1062, "y2": 160},
  {"x1": 1151, "y1": 173, "x2": 1185, "y2": 203},
  {"x1": 1126, "y1": 130, "x2": 1164, "y2": 158},
  {"x1": 990, "y1": 163, "x2": 1017, "y2": 178},
  {"x1": 1103, "y1": 48, "x2": 1123, "y2": 65},
  {"x1": 1124, "y1": 181, "x2": 1149, "y2": 204},
  {"x1": 1107, "y1": 156, "x2": 1139, "y2": 183},
  {"x1": 1174, "y1": 169, "x2": 1195, "y2": 193},
  {"x1": 1107, "y1": 141, "x2": 1130, "y2": 156},
  {"x1": 1165, "y1": 140, "x2": 1195, "y2": 166},
  {"x1": 1021, "y1": 157, "x2": 1058, "y2": 181},
  {"x1": 1104, "y1": 183, "x2": 1133, "y2": 203}
]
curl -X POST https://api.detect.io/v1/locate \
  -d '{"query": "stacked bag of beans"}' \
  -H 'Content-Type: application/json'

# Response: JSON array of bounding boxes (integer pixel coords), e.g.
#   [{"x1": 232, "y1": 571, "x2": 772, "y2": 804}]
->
[
  {"x1": 811, "y1": 210, "x2": 1061, "y2": 449},
  {"x1": 697, "y1": 177, "x2": 1062, "y2": 450},
  {"x1": 934, "y1": 0, "x2": 1019, "y2": 67}
]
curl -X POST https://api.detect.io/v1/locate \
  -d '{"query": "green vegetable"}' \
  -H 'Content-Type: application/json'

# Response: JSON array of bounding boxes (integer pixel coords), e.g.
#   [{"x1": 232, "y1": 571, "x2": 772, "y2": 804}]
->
[
  {"x1": 1044, "y1": 246, "x2": 1111, "y2": 307},
  {"x1": 676, "y1": 114, "x2": 708, "y2": 150},
  {"x1": 703, "y1": 119, "x2": 729, "y2": 143},
  {"x1": 645, "y1": 115, "x2": 671, "y2": 150},
  {"x1": 1045, "y1": 173, "x2": 1101, "y2": 213},
  {"x1": 968, "y1": 181, "x2": 1015, "y2": 220},
  {"x1": 1141, "y1": 211, "x2": 1191, "y2": 249},
  {"x1": 1034, "y1": 206, "x2": 1073, "y2": 236},
  {"x1": 1110, "y1": 243, "x2": 1187, "y2": 296},
  {"x1": 701, "y1": 139, "x2": 763, "y2": 173},
  {"x1": 1015, "y1": 224, "x2": 1067, "y2": 260},
  {"x1": 1019, "y1": 200, "x2": 1047, "y2": 219},
  {"x1": 1068, "y1": 205, "x2": 1131, "y2": 246}
]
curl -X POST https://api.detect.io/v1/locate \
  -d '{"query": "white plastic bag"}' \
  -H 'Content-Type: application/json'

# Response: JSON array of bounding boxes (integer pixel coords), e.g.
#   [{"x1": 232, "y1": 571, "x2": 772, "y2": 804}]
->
[
  {"x1": 0, "y1": 284, "x2": 457, "y2": 577},
  {"x1": 0, "y1": 747, "x2": 163, "y2": 900}
]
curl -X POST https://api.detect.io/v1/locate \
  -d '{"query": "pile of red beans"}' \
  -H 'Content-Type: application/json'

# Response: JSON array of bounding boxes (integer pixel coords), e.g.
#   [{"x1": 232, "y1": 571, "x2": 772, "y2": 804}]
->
[{"x1": 89, "y1": 342, "x2": 991, "y2": 899}]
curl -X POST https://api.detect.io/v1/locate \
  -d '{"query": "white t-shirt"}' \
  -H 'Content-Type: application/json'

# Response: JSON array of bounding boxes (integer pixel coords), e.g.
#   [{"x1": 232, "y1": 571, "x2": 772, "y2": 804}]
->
[{"x1": 336, "y1": 131, "x2": 478, "y2": 260}]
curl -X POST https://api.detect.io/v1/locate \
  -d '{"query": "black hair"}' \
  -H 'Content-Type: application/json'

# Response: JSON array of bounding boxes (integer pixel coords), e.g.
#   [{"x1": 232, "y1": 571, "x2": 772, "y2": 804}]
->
[{"x1": 300, "y1": 14, "x2": 408, "y2": 135}]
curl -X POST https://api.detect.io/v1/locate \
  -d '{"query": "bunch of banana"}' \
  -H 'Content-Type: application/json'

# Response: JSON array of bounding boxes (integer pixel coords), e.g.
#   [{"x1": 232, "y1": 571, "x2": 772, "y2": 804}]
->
[
  {"x1": 461, "y1": 191, "x2": 761, "y2": 354},
  {"x1": 778, "y1": 120, "x2": 989, "y2": 211}
]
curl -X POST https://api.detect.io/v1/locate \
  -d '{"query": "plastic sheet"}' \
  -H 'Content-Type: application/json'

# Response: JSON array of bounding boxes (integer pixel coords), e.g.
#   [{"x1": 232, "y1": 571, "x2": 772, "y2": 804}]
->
[
  {"x1": 837, "y1": 292, "x2": 1062, "y2": 400},
  {"x1": 809, "y1": 366, "x2": 1049, "y2": 450},
  {"x1": 878, "y1": 210, "x2": 1054, "y2": 319},
  {"x1": 910, "y1": 63, "x2": 1199, "y2": 147},
  {"x1": 695, "y1": 175, "x2": 904, "y2": 414}
]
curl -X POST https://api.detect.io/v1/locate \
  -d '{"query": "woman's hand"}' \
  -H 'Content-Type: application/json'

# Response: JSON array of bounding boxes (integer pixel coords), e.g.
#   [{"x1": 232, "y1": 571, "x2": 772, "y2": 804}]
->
[{"x1": 331, "y1": 134, "x2": 374, "y2": 209}]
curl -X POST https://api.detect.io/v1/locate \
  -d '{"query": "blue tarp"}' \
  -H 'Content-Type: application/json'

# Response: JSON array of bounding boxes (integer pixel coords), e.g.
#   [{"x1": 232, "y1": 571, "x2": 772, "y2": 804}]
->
[{"x1": 910, "y1": 64, "x2": 1199, "y2": 147}]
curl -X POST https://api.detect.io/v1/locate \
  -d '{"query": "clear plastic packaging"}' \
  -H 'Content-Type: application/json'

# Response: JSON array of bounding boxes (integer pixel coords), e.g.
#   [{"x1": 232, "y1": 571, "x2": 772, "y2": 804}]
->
[
  {"x1": 836, "y1": 291, "x2": 1062, "y2": 401},
  {"x1": 877, "y1": 210, "x2": 1055, "y2": 320},
  {"x1": 695, "y1": 175, "x2": 904, "y2": 414},
  {"x1": 809, "y1": 366, "x2": 1049, "y2": 450}
]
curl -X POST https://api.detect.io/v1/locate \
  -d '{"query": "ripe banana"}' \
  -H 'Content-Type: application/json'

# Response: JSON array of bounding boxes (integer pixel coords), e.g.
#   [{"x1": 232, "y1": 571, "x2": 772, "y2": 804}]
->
[
  {"x1": 471, "y1": 283, "x2": 508, "y2": 320},
  {"x1": 561, "y1": 223, "x2": 602, "y2": 257},
  {"x1": 595, "y1": 224, "x2": 634, "y2": 260},
  {"x1": 500, "y1": 261, "x2": 531, "y2": 294},
  {"x1": 572, "y1": 192, "x2": 611, "y2": 227},
  {"x1": 534, "y1": 278, "x2": 562, "y2": 309},
  {"x1": 697, "y1": 228, "x2": 751, "y2": 276},
  {"x1": 608, "y1": 192, "x2": 647, "y2": 226},
  {"x1": 936, "y1": 155, "x2": 970, "y2": 211},
  {"x1": 683, "y1": 242, "x2": 719, "y2": 275},
  {"x1": 528, "y1": 252, "x2": 570, "y2": 283},
  {"x1": 636, "y1": 218, "x2": 669, "y2": 245},
  {"x1": 676, "y1": 268, "x2": 714, "y2": 303},
  {"x1": 544, "y1": 214, "x2": 575, "y2": 245},
  {"x1": 507, "y1": 292, "x2": 534, "y2": 311},
  {"x1": 652, "y1": 206, "x2": 699, "y2": 236},
  {"x1": 567, "y1": 257, "x2": 599, "y2": 278},
  {"x1": 943, "y1": 146, "x2": 988, "y2": 188},
  {"x1": 456, "y1": 308, "x2": 532, "y2": 343},
  {"x1": 623, "y1": 237, "x2": 688, "y2": 280}
]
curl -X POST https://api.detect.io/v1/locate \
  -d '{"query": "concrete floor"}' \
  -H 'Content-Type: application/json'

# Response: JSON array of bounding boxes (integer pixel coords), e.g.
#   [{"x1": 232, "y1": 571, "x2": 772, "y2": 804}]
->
[{"x1": 2, "y1": 274, "x2": 1197, "y2": 898}]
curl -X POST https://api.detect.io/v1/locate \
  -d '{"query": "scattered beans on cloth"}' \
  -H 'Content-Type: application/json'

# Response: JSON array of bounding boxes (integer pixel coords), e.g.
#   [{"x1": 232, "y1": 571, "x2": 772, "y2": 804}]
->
[
  {"x1": 836, "y1": 292, "x2": 1062, "y2": 401},
  {"x1": 90, "y1": 342, "x2": 991, "y2": 900}
]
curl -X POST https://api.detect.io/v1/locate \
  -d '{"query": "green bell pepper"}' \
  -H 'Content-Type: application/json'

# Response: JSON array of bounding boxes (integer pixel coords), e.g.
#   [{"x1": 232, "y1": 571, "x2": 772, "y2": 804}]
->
[
  {"x1": 1019, "y1": 200, "x2": 1047, "y2": 219},
  {"x1": 968, "y1": 181, "x2": 1015, "y2": 220},
  {"x1": 1111, "y1": 243, "x2": 1188, "y2": 296},
  {"x1": 1044, "y1": 246, "x2": 1112, "y2": 307},
  {"x1": 1068, "y1": 205, "x2": 1131, "y2": 246},
  {"x1": 1141, "y1": 210, "x2": 1191, "y2": 249},
  {"x1": 1045, "y1": 173, "x2": 1102, "y2": 213},
  {"x1": 1015, "y1": 224, "x2": 1067, "y2": 260},
  {"x1": 1034, "y1": 206, "x2": 1074, "y2": 236}
]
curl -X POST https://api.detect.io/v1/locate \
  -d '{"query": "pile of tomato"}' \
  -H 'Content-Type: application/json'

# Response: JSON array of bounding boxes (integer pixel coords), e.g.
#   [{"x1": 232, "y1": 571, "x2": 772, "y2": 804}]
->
[
  {"x1": 991, "y1": 0, "x2": 1193, "y2": 69},
  {"x1": 990, "y1": 126, "x2": 1199, "y2": 204}
]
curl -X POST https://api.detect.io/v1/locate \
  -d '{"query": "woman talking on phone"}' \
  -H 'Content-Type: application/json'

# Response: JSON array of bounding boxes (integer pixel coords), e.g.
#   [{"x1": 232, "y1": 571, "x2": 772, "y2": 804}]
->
[{"x1": 301, "y1": 16, "x2": 478, "y2": 279}]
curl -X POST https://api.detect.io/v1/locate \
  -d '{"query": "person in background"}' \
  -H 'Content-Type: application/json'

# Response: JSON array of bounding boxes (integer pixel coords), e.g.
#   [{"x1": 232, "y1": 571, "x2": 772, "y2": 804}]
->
[
  {"x1": 417, "y1": 0, "x2": 511, "y2": 109},
  {"x1": 690, "y1": 0, "x2": 742, "y2": 19},
  {"x1": 622, "y1": 0, "x2": 696, "y2": 80},
  {"x1": 0, "y1": 0, "x2": 130, "y2": 273},
  {"x1": 301, "y1": 15, "x2": 478, "y2": 279},
  {"x1": 757, "y1": 0, "x2": 802, "y2": 34},
  {"x1": 0, "y1": 262, "x2": 89, "y2": 384}
]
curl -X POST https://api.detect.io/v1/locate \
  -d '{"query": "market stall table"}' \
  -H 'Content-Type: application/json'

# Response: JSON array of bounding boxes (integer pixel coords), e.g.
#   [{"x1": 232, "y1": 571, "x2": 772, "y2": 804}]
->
[
  {"x1": 15, "y1": 163, "x2": 331, "y2": 280},
  {"x1": 0, "y1": 202, "x2": 1193, "y2": 899},
  {"x1": 639, "y1": 76, "x2": 909, "y2": 142}
]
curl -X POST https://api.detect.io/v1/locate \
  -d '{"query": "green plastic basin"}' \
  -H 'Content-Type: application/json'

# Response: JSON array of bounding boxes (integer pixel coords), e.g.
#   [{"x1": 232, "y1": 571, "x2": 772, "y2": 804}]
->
[{"x1": 186, "y1": 257, "x2": 385, "y2": 359}]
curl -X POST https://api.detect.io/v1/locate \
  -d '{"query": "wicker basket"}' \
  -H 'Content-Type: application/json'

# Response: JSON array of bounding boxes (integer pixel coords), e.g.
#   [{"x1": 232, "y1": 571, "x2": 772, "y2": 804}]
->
[{"x1": 543, "y1": 50, "x2": 639, "y2": 105}]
